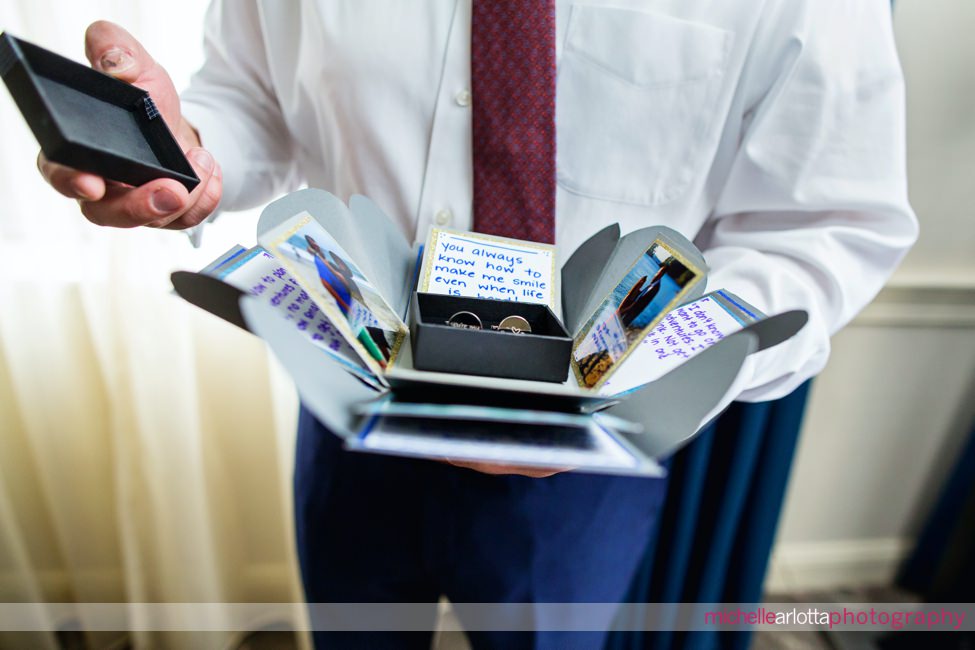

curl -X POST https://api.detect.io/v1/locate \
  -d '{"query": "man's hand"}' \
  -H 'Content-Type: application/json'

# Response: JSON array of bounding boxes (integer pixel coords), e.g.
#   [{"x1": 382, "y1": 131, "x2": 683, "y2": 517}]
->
[
  {"x1": 37, "y1": 21, "x2": 222, "y2": 230},
  {"x1": 443, "y1": 459, "x2": 568, "y2": 478}
]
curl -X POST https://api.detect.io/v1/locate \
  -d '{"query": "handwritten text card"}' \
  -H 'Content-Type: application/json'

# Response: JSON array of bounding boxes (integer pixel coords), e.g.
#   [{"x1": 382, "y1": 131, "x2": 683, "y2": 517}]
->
[
  {"x1": 211, "y1": 246, "x2": 378, "y2": 385},
  {"x1": 420, "y1": 229, "x2": 556, "y2": 309},
  {"x1": 600, "y1": 294, "x2": 746, "y2": 396}
]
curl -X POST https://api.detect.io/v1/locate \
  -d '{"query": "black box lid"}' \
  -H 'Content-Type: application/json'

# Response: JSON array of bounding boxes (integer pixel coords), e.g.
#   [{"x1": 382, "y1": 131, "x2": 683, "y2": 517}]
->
[{"x1": 0, "y1": 32, "x2": 199, "y2": 192}]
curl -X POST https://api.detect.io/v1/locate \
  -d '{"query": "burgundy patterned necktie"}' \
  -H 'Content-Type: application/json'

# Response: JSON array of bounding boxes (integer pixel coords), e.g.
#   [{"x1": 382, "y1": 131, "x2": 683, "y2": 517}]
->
[{"x1": 471, "y1": 0, "x2": 557, "y2": 244}]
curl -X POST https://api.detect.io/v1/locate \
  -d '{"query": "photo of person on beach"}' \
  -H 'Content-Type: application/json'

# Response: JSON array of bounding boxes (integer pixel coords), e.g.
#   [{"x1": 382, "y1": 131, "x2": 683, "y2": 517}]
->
[
  {"x1": 269, "y1": 215, "x2": 407, "y2": 369},
  {"x1": 573, "y1": 241, "x2": 701, "y2": 388}
]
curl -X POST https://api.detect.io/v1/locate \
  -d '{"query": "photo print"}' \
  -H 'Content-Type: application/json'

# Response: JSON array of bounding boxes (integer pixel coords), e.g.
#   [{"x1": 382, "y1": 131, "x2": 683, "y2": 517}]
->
[
  {"x1": 572, "y1": 240, "x2": 702, "y2": 389},
  {"x1": 263, "y1": 212, "x2": 407, "y2": 373}
]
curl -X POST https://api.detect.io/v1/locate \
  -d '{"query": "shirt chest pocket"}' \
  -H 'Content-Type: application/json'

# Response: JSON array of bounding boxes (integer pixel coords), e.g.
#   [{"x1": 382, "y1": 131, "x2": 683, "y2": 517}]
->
[{"x1": 556, "y1": 6, "x2": 733, "y2": 206}]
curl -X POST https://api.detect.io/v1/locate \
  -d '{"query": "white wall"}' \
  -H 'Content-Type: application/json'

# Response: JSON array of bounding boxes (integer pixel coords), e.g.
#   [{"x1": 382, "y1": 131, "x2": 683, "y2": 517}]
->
[
  {"x1": 766, "y1": 0, "x2": 975, "y2": 593},
  {"x1": 894, "y1": 0, "x2": 975, "y2": 285}
]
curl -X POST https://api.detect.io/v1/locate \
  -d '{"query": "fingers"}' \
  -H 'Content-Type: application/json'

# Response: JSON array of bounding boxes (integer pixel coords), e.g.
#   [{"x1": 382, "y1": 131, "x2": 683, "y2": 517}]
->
[
  {"x1": 41, "y1": 22, "x2": 204, "y2": 230},
  {"x1": 82, "y1": 21, "x2": 183, "y2": 138},
  {"x1": 38, "y1": 152, "x2": 106, "y2": 201},
  {"x1": 78, "y1": 147, "x2": 221, "y2": 229},
  {"x1": 156, "y1": 150, "x2": 223, "y2": 230},
  {"x1": 84, "y1": 21, "x2": 153, "y2": 83},
  {"x1": 78, "y1": 177, "x2": 188, "y2": 228},
  {"x1": 442, "y1": 459, "x2": 566, "y2": 478}
]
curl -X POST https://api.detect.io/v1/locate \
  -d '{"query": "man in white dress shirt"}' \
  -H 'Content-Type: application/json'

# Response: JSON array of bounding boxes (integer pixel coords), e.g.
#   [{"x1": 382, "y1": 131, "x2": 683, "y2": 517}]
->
[{"x1": 38, "y1": 1, "x2": 917, "y2": 648}]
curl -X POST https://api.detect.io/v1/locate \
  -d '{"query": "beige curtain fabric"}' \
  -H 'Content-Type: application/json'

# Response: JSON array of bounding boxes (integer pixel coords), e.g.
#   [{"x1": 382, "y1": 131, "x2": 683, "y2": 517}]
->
[{"x1": 0, "y1": 1, "x2": 310, "y2": 647}]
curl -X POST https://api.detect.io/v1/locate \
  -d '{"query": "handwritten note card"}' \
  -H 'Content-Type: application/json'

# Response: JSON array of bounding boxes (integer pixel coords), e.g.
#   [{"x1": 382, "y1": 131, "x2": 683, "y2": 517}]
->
[
  {"x1": 210, "y1": 246, "x2": 377, "y2": 384},
  {"x1": 420, "y1": 229, "x2": 556, "y2": 309},
  {"x1": 600, "y1": 294, "x2": 747, "y2": 396}
]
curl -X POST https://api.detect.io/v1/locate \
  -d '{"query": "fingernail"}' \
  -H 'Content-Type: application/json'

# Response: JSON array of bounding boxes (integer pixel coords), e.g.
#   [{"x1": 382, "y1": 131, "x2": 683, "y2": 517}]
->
[
  {"x1": 98, "y1": 48, "x2": 134, "y2": 74},
  {"x1": 189, "y1": 149, "x2": 214, "y2": 173},
  {"x1": 74, "y1": 184, "x2": 96, "y2": 201},
  {"x1": 151, "y1": 189, "x2": 182, "y2": 214}
]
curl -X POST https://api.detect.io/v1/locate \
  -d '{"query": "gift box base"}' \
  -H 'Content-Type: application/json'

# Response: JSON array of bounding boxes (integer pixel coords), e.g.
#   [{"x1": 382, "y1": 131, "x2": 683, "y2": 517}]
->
[{"x1": 409, "y1": 293, "x2": 571, "y2": 383}]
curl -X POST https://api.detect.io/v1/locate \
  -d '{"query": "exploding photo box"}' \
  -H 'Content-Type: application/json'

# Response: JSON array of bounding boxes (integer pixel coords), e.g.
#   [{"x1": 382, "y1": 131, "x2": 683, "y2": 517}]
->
[{"x1": 173, "y1": 190, "x2": 807, "y2": 476}]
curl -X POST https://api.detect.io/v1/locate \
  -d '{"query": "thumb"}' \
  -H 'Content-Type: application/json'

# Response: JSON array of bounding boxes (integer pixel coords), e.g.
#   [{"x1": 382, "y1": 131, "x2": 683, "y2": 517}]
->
[{"x1": 83, "y1": 20, "x2": 153, "y2": 83}]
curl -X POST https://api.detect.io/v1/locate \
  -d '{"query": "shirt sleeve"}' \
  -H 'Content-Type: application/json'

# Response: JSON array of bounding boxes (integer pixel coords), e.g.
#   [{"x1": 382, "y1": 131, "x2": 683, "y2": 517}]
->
[
  {"x1": 180, "y1": 0, "x2": 301, "y2": 211},
  {"x1": 695, "y1": 0, "x2": 918, "y2": 416}
]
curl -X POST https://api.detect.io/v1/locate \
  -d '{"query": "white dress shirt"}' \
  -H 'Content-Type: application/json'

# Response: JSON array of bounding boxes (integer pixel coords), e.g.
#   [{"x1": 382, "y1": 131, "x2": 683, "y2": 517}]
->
[{"x1": 181, "y1": 0, "x2": 918, "y2": 408}]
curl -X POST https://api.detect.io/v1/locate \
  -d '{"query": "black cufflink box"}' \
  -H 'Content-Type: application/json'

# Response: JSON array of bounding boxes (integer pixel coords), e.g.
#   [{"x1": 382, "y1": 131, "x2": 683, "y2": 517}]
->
[
  {"x1": 0, "y1": 32, "x2": 199, "y2": 192},
  {"x1": 409, "y1": 292, "x2": 572, "y2": 383}
]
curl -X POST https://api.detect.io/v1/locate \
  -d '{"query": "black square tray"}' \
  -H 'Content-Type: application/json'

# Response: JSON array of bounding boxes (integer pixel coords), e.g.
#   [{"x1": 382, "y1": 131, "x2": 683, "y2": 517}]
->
[
  {"x1": 409, "y1": 293, "x2": 572, "y2": 383},
  {"x1": 0, "y1": 32, "x2": 198, "y2": 191}
]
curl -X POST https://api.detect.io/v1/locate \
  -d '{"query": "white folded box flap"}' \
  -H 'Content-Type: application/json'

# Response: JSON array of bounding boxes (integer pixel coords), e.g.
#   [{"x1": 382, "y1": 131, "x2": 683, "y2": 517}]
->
[
  {"x1": 601, "y1": 329, "x2": 757, "y2": 459},
  {"x1": 560, "y1": 223, "x2": 620, "y2": 335},
  {"x1": 171, "y1": 270, "x2": 251, "y2": 332},
  {"x1": 348, "y1": 194, "x2": 417, "y2": 317},
  {"x1": 739, "y1": 309, "x2": 808, "y2": 352},
  {"x1": 239, "y1": 295, "x2": 379, "y2": 439}
]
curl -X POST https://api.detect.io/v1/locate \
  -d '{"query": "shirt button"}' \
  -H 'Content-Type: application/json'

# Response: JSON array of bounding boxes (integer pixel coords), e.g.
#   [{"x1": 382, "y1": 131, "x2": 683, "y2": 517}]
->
[
  {"x1": 454, "y1": 89, "x2": 472, "y2": 107},
  {"x1": 435, "y1": 209, "x2": 453, "y2": 226}
]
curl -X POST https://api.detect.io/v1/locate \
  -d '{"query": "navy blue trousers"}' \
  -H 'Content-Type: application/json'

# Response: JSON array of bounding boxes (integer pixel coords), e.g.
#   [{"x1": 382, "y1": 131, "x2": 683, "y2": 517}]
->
[{"x1": 294, "y1": 405, "x2": 668, "y2": 649}]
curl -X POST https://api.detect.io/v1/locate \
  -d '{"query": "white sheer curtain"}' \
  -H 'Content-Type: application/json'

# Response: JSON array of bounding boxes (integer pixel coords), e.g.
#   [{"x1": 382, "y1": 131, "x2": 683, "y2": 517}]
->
[{"x1": 0, "y1": 1, "x2": 309, "y2": 647}]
